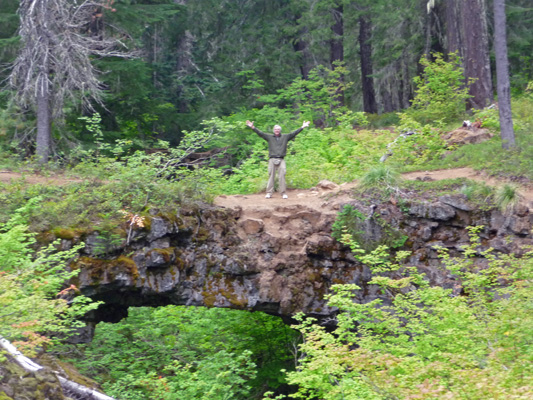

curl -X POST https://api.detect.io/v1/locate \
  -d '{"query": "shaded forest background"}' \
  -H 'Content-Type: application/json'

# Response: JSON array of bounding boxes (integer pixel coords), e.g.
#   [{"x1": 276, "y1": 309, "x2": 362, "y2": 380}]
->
[{"x1": 0, "y1": 0, "x2": 532, "y2": 156}]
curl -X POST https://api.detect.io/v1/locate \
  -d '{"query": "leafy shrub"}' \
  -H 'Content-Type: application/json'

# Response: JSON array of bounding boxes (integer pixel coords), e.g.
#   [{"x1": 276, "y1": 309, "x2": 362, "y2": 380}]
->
[
  {"x1": 407, "y1": 52, "x2": 471, "y2": 124},
  {"x1": 511, "y1": 94, "x2": 533, "y2": 132},
  {"x1": 472, "y1": 105, "x2": 500, "y2": 131},
  {"x1": 280, "y1": 228, "x2": 533, "y2": 399},
  {"x1": 259, "y1": 63, "x2": 353, "y2": 127},
  {"x1": 387, "y1": 113, "x2": 448, "y2": 167},
  {"x1": 0, "y1": 199, "x2": 100, "y2": 353},
  {"x1": 62, "y1": 306, "x2": 299, "y2": 400}
]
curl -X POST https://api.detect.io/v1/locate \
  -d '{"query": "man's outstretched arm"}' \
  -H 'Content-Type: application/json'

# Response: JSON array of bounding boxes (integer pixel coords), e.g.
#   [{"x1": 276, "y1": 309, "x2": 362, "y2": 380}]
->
[
  {"x1": 287, "y1": 121, "x2": 311, "y2": 140},
  {"x1": 246, "y1": 120, "x2": 269, "y2": 140}
]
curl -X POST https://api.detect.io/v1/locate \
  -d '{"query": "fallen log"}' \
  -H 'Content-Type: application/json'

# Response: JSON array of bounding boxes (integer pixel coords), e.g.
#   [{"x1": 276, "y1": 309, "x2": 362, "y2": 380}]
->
[{"x1": 0, "y1": 336, "x2": 115, "y2": 400}]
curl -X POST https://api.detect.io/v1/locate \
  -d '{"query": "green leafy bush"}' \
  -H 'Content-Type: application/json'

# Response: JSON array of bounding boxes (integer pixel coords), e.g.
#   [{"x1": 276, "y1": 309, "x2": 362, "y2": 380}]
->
[
  {"x1": 0, "y1": 199, "x2": 100, "y2": 354},
  {"x1": 258, "y1": 63, "x2": 353, "y2": 127},
  {"x1": 407, "y1": 52, "x2": 471, "y2": 124},
  {"x1": 388, "y1": 113, "x2": 447, "y2": 167},
  {"x1": 277, "y1": 228, "x2": 533, "y2": 399},
  {"x1": 62, "y1": 306, "x2": 299, "y2": 400},
  {"x1": 472, "y1": 105, "x2": 500, "y2": 131}
]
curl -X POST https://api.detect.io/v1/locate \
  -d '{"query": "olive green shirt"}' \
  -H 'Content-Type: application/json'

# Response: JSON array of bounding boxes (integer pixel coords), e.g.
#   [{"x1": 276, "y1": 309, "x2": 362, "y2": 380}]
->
[{"x1": 250, "y1": 126, "x2": 304, "y2": 158}]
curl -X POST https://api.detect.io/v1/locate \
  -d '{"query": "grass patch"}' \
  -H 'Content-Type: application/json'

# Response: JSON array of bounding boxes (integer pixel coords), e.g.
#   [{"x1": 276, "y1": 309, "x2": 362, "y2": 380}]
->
[
  {"x1": 494, "y1": 183, "x2": 521, "y2": 212},
  {"x1": 0, "y1": 172, "x2": 215, "y2": 233},
  {"x1": 405, "y1": 97, "x2": 533, "y2": 177},
  {"x1": 358, "y1": 165, "x2": 401, "y2": 193}
]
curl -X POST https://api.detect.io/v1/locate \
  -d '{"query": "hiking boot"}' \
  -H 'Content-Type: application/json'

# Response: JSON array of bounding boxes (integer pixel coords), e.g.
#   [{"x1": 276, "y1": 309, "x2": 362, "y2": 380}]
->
[
  {"x1": 282, "y1": 194, "x2": 288, "y2": 199},
  {"x1": 265, "y1": 193, "x2": 272, "y2": 199}
]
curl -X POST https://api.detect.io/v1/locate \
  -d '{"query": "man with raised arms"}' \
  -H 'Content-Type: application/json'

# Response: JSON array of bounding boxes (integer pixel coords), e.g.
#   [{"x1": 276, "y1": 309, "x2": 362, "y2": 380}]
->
[{"x1": 246, "y1": 120, "x2": 310, "y2": 199}]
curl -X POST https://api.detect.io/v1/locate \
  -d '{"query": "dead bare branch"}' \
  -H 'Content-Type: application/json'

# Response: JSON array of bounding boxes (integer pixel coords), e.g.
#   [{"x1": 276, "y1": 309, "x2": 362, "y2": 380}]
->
[{"x1": 9, "y1": 0, "x2": 135, "y2": 118}]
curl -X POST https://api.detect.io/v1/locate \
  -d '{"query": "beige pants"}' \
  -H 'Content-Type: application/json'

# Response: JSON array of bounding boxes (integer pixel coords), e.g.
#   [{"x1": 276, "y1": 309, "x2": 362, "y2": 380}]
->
[{"x1": 267, "y1": 158, "x2": 286, "y2": 195}]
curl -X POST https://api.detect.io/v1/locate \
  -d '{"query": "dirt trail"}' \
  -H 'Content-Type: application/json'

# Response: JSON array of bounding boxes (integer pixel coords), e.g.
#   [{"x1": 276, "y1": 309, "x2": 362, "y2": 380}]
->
[
  {"x1": 214, "y1": 167, "x2": 533, "y2": 241},
  {"x1": 216, "y1": 167, "x2": 533, "y2": 212},
  {"x1": 0, "y1": 171, "x2": 83, "y2": 186}
]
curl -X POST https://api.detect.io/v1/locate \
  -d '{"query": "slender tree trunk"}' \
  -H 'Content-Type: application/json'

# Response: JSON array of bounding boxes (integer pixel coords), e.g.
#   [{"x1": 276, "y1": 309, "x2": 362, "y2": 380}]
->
[
  {"x1": 462, "y1": 0, "x2": 493, "y2": 109},
  {"x1": 397, "y1": 65, "x2": 406, "y2": 110},
  {"x1": 174, "y1": 0, "x2": 192, "y2": 113},
  {"x1": 36, "y1": 79, "x2": 51, "y2": 163},
  {"x1": 330, "y1": 4, "x2": 344, "y2": 68},
  {"x1": 330, "y1": 4, "x2": 344, "y2": 106},
  {"x1": 401, "y1": 57, "x2": 411, "y2": 109},
  {"x1": 424, "y1": 5, "x2": 433, "y2": 58},
  {"x1": 176, "y1": 33, "x2": 193, "y2": 113},
  {"x1": 493, "y1": 0, "x2": 515, "y2": 148},
  {"x1": 381, "y1": 84, "x2": 394, "y2": 113},
  {"x1": 359, "y1": 15, "x2": 377, "y2": 113}
]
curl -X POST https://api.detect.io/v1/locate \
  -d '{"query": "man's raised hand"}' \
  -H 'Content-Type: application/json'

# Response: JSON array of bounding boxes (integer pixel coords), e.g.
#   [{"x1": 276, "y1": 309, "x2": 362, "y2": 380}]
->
[
  {"x1": 302, "y1": 121, "x2": 311, "y2": 128},
  {"x1": 246, "y1": 120, "x2": 254, "y2": 129}
]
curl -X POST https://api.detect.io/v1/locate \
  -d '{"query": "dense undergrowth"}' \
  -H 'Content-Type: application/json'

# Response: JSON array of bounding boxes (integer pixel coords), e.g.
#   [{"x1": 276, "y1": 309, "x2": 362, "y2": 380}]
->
[
  {"x1": 271, "y1": 231, "x2": 533, "y2": 399},
  {"x1": 1, "y1": 58, "x2": 533, "y2": 399},
  {"x1": 58, "y1": 306, "x2": 299, "y2": 400}
]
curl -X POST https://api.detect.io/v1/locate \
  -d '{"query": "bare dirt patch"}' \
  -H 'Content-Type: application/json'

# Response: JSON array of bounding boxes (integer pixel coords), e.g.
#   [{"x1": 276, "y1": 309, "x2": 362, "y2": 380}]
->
[{"x1": 0, "y1": 171, "x2": 83, "y2": 186}]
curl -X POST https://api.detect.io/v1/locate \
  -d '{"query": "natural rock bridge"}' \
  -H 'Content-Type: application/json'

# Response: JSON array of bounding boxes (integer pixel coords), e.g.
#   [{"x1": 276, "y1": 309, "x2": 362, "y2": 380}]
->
[{"x1": 70, "y1": 177, "x2": 533, "y2": 336}]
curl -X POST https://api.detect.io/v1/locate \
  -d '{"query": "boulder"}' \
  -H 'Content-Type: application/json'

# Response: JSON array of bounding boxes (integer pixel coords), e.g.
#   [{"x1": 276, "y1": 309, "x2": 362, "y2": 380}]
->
[
  {"x1": 316, "y1": 180, "x2": 339, "y2": 191},
  {"x1": 409, "y1": 201, "x2": 456, "y2": 221},
  {"x1": 240, "y1": 218, "x2": 264, "y2": 234},
  {"x1": 442, "y1": 128, "x2": 493, "y2": 146},
  {"x1": 439, "y1": 194, "x2": 474, "y2": 211},
  {"x1": 147, "y1": 217, "x2": 171, "y2": 241}
]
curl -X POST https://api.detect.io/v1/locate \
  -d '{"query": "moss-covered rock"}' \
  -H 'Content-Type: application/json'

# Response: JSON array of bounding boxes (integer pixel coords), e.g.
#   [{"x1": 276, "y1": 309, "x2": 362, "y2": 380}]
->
[{"x1": 0, "y1": 354, "x2": 65, "y2": 400}]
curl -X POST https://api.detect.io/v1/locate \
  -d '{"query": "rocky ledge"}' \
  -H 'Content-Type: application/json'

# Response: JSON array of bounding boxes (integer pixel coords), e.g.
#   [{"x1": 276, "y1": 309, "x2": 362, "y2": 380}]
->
[{"x1": 63, "y1": 187, "x2": 533, "y2": 334}]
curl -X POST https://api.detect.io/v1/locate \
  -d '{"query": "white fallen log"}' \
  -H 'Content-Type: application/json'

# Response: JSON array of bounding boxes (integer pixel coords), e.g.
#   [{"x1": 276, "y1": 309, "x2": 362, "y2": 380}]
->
[
  {"x1": 57, "y1": 376, "x2": 116, "y2": 400},
  {"x1": 0, "y1": 336, "x2": 116, "y2": 400},
  {"x1": 0, "y1": 336, "x2": 43, "y2": 371},
  {"x1": 380, "y1": 130, "x2": 418, "y2": 162}
]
